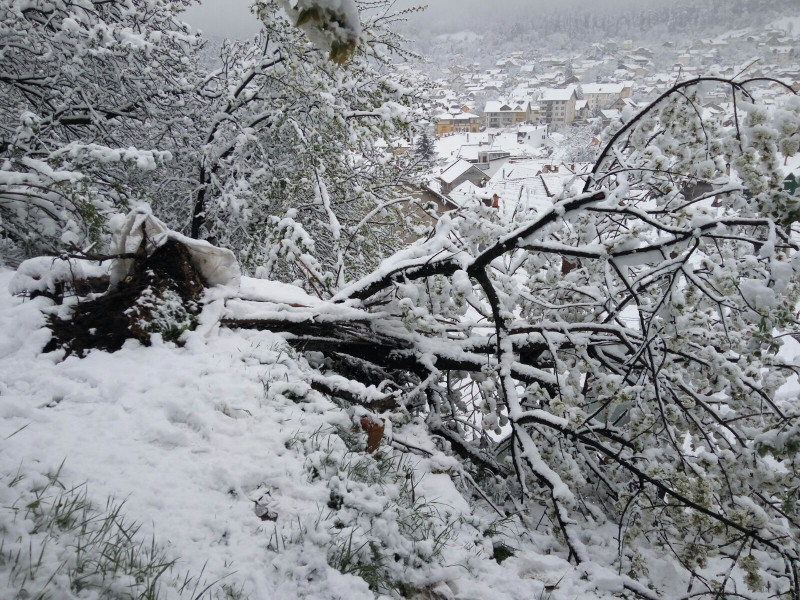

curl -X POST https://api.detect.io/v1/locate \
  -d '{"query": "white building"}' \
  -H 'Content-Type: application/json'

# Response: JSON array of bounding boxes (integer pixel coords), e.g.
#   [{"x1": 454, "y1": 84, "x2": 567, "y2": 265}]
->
[
  {"x1": 581, "y1": 83, "x2": 634, "y2": 113},
  {"x1": 537, "y1": 86, "x2": 578, "y2": 125}
]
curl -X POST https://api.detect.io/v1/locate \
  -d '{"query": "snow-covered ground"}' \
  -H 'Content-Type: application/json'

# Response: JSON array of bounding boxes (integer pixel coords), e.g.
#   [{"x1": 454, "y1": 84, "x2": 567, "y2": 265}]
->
[{"x1": 0, "y1": 268, "x2": 633, "y2": 600}]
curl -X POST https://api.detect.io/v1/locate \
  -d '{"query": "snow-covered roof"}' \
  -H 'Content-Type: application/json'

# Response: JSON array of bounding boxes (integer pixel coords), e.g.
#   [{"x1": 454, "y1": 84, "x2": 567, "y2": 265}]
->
[
  {"x1": 437, "y1": 112, "x2": 480, "y2": 122},
  {"x1": 538, "y1": 86, "x2": 576, "y2": 102},
  {"x1": 582, "y1": 83, "x2": 629, "y2": 95},
  {"x1": 448, "y1": 181, "x2": 495, "y2": 207},
  {"x1": 438, "y1": 159, "x2": 480, "y2": 184},
  {"x1": 484, "y1": 101, "x2": 528, "y2": 113},
  {"x1": 518, "y1": 124, "x2": 547, "y2": 133},
  {"x1": 435, "y1": 130, "x2": 550, "y2": 164}
]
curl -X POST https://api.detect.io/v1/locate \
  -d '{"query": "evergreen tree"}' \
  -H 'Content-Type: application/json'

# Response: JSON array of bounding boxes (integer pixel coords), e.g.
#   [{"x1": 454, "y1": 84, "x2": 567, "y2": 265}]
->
[{"x1": 415, "y1": 131, "x2": 435, "y2": 162}]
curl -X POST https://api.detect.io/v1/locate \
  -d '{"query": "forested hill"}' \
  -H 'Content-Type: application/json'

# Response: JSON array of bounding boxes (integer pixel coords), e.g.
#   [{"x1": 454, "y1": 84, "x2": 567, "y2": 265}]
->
[{"x1": 401, "y1": 0, "x2": 797, "y2": 48}]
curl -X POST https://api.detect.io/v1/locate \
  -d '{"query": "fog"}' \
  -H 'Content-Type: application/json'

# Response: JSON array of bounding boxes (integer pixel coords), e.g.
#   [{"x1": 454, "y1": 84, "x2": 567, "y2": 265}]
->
[
  {"x1": 181, "y1": 0, "x2": 260, "y2": 38},
  {"x1": 180, "y1": 0, "x2": 680, "y2": 38}
]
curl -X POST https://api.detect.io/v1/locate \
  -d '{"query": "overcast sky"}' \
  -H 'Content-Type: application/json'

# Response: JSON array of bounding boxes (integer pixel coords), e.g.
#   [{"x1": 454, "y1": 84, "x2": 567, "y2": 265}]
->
[
  {"x1": 182, "y1": 0, "x2": 260, "y2": 38},
  {"x1": 180, "y1": 0, "x2": 672, "y2": 39}
]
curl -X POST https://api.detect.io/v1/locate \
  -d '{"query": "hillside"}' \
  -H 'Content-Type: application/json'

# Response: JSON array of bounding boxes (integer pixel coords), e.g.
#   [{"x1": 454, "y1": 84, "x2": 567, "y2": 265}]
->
[{"x1": 0, "y1": 267, "x2": 621, "y2": 600}]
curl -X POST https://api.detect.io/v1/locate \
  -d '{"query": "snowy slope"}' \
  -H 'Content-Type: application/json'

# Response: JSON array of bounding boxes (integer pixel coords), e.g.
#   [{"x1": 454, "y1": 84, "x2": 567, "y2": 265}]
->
[{"x1": 0, "y1": 268, "x2": 630, "y2": 600}]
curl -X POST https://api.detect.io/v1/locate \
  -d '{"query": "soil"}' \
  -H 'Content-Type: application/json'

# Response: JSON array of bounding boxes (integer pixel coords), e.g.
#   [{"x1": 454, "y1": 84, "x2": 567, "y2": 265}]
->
[{"x1": 45, "y1": 239, "x2": 207, "y2": 356}]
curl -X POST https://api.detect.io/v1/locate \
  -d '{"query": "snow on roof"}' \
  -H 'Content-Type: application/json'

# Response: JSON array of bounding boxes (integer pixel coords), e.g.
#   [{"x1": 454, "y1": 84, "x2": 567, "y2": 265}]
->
[
  {"x1": 538, "y1": 86, "x2": 576, "y2": 102},
  {"x1": 518, "y1": 124, "x2": 547, "y2": 133},
  {"x1": 438, "y1": 159, "x2": 479, "y2": 184},
  {"x1": 581, "y1": 83, "x2": 627, "y2": 95},
  {"x1": 485, "y1": 100, "x2": 528, "y2": 113},
  {"x1": 447, "y1": 181, "x2": 493, "y2": 207},
  {"x1": 437, "y1": 112, "x2": 480, "y2": 121},
  {"x1": 435, "y1": 130, "x2": 549, "y2": 164}
]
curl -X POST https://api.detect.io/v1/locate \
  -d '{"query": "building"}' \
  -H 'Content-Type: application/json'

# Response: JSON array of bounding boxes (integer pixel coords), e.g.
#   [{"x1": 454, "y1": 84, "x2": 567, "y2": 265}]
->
[
  {"x1": 574, "y1": 99, "x2": 590, "y2": 122},
  {"x1": 537, "y1": 86, "x2": 577, "y2": 126},
  {"x1": 434, "y1": 159, "x2": 489, "y2": 195},
  {"x1": 435, "y1": 112, "x2": 481, "y2": 137},
  {"x1": 516, "y1": 124, "x2": 549, "y2": 147},
  {"x1": 484, "y1": 100, "x2": 531, "y2": 129},
  {"x1": 581, "y1": 83, "x2": 633, "y2": 113}
]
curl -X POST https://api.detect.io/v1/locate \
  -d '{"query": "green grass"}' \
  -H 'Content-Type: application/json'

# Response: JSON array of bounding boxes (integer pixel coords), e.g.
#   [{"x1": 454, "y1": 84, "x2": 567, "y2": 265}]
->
[
  {"x1": 0, "y1": 464, "x2": 244, "y2": 600},
  {"x1": 277, "y1": 427, "x2": 461, "y2": 597}
]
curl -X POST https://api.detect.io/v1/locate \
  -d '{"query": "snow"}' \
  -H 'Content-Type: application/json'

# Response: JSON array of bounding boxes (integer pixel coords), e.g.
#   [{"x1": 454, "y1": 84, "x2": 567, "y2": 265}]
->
[
  {"x1": 0, "y1": 270, "x2": 394, "y2": 598},
  {"x1": 538, "y1": 86, "x2": 577, "y2": 102},
  {"x1": 434, "y1": 132, "x2": 550, "y2": 168},
  {"x1": 581, "y1": 83, "x2": 630, "y2": 95},
  {"x1": 0, "y1": 266, "x2": 646, "y2": 600},
  {"x1": 276, "y1": 0, "x2": 362, "y2": 53},
  {"x1": 9, "y1": 256, "x2": 110, "y2": 296},
  {"x1": 484, "y1": 101, "x2": 528, "y2": 113},
  {"x1": 438, "y1": 159, "x2": 479, "y2": 184},
  {"x1": 780, "y1": 150, "x2": 800, "y2": 178},
  {"x1": 448, "y1": 180, "x2": 485, "y2": 207},
  {"x1": 437, "y1": 111, "x2": 481, "y2": 121}
]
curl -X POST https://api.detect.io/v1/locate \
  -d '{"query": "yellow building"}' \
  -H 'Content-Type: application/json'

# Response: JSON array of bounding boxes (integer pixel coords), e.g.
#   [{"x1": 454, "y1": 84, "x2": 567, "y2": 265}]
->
[{"x1": 435, "y1": 112, "x2": 481, "y2": 136}]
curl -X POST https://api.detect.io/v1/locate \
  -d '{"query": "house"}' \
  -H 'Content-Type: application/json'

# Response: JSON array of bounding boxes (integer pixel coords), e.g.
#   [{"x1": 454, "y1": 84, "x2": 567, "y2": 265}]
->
[
  {"x1": 484, "y1": 100, "x2": 531, "y2": 129},
  {"x1": 640, "y1": 86, "x2": 662, "y2": 100},
  {"x1": 476, "y1": 149, "x2": 512, "y2": 171},
  {"x1": 537, "y1": 86, "x2": 578, "y2": 126},
  {"x1": 574, "y1": 99, "x2": 590, "y2": 122},
  {"x1": 435, "y1": 159, "x2": 489, "y2": 195},
  {"x1": 608, "y1": 97, "x2": 639, "y2": 112},
  {"x1": 600, "y1": 109, "x2": 622, "y2": 125},
  {"x1": 581, "y1": 82, "x2": 632, "y2": 112},
  {"x1": 435, "y1": 112, "x2": 481, "y2": 137},
  {"x1": 618, "y1": 63, "x2": 648, "y2": 78},
  {"x1": 516, "y1": 124, "x2": 549, "y2": 147}
]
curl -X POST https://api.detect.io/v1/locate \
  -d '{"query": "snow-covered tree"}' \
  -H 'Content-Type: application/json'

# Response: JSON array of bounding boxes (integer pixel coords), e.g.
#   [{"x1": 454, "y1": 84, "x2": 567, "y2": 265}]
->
[
  {"x1": 0, "y1": 0, "x2": 201, "y2": 256},
  {"x1": 183, "y1": 0, "x2": 432, "y2": 287},
  {"x1": 415, "y1": 131, "x2": 434, "y2": 161},
  {"x1": 8, "y1": 1, "x2": 800, "y2": 596},
  {"x1": 225, "y1": 77, "x2": 800, "y2": 598}
]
